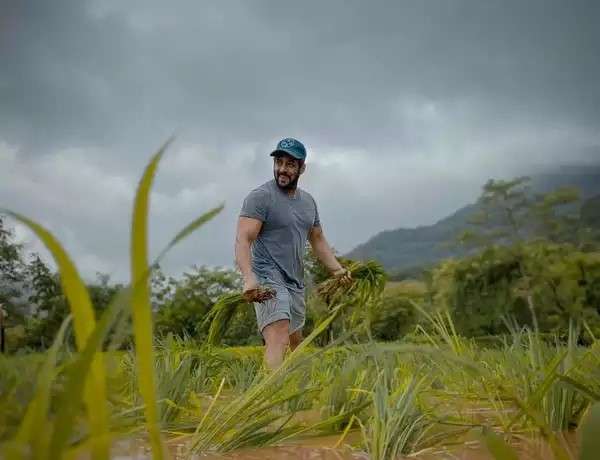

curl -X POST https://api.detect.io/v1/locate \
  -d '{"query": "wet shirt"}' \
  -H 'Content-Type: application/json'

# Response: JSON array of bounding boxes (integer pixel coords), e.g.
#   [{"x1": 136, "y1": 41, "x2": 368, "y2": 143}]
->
[{"x1": 240, "y1": 179, "x2": 320, "y2": 291}]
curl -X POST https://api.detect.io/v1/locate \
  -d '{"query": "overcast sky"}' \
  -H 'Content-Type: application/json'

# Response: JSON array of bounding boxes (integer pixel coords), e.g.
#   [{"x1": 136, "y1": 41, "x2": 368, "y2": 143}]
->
[{"x1": 1, "y1": 0, "x2": 599, "y2": 282}]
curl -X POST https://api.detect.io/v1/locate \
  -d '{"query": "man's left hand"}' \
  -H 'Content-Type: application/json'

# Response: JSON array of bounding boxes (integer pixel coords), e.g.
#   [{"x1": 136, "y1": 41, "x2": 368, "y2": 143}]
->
[{"x1": 332, "y1": 267, "x2": 352, "y2": 286}]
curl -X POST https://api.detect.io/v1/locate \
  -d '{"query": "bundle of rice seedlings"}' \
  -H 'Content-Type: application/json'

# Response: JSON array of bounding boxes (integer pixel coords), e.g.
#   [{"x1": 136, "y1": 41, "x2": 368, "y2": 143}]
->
[
  {"x1": 317, "y1": 260, "x2": 386, "y2": 306},
  {"x1": 205, "y1": 286, "x2": 275, "y2": 346}
]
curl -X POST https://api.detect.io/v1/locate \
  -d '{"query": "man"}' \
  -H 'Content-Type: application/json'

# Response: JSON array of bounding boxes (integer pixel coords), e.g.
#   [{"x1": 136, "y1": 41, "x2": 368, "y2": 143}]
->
[{"x1": 235, "y1": 137, "x2": 351, "y2": 369}]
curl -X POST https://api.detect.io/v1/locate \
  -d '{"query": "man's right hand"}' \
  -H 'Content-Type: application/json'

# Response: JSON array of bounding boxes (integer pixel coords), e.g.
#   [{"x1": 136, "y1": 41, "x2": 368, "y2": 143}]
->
[
  {"x1": 243, "y1": 274, "x2": 259, "y2": 296},
  {"x1": 243, "y1": 275, "x2": 275, "y2": 303}
]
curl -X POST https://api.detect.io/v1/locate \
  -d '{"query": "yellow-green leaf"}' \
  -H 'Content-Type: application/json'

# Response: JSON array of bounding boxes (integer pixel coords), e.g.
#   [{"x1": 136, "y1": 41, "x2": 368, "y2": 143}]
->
[
  {"x1": 130, "y1": 140, "x2": 171, "y2": 459},
  {"x1": 2, "y1": 210, "x2": 110, "y2": 460}
]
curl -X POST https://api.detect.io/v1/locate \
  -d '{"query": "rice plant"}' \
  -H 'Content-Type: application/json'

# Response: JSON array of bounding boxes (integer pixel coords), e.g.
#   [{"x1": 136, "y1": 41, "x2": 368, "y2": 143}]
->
[
  {"x1": 203, "y1": 293, "x2": 249, "y2": 346},
  {"x1": 360, "y1": 371, "x2": 432, "y2": 459},
  {"x1": 317, "y1": 260, "x2": 386, "y2": 306}
]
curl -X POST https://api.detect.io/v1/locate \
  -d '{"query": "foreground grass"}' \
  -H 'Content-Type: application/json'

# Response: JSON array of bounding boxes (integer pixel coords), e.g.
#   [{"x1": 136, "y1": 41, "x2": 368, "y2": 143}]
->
[{"x1": 1, "y1": 333, "x2": 599, "y2": 459}]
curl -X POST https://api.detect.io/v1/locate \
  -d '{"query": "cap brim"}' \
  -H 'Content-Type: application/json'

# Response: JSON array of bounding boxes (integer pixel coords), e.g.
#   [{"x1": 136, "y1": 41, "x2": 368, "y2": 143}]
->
[{"x1": 270, "y1": 149, "x2": 304, "y2": 160}]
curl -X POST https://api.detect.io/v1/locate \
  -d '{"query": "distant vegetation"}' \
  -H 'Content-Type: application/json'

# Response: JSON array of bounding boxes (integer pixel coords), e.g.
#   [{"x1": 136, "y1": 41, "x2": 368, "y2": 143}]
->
[{"x1": 348, "y1": 170, "x2": 600, "y2": 274}]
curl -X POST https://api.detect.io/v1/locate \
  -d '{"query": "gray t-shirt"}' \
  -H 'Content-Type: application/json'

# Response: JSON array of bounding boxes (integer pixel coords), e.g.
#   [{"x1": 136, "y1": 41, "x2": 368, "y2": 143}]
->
[{"x1": 240, "y1": 179, "x2": 320, "y2": 291}]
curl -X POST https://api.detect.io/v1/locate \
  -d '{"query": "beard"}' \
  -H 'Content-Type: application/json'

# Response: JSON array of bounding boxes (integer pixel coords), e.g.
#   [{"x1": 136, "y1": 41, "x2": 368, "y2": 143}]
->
[{"x1": 274, "y1": 171, "x2": 300, "y2": 190}]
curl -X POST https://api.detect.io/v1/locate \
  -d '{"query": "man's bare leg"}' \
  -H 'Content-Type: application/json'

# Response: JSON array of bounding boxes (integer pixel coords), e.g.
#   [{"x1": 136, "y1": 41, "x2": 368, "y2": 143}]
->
[
  {"x1": 289, "y1": 329, "x2": 303, "y2": 351},
  {"x1": 262, "y1": 319, "x2": 290, "y2": 369}
]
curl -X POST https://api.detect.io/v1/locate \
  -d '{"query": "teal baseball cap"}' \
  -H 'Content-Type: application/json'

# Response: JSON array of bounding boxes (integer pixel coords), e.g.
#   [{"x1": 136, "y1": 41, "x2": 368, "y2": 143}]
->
[{"x1": 270, "y1": 137, "x2": 307, "y2": 161}]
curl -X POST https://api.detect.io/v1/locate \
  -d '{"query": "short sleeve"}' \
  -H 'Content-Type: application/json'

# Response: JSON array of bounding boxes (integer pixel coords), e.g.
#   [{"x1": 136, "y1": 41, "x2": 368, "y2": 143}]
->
[
  {"x1": 312, "y1": 196, "x2": 321, "y2": 227},
  {"x1": 240, "y1": 189, "x2": 269, "y2": 222}
]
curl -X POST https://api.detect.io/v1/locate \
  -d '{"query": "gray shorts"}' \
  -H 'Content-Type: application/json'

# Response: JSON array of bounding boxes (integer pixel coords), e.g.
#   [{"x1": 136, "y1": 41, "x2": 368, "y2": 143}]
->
[{"x1": 254, "y1": 274, "x2": 305, "y2": 335}]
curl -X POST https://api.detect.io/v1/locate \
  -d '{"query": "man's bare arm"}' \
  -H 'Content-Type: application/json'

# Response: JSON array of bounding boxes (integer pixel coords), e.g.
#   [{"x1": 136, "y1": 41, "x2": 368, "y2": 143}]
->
[
  {"x1": 308, "y1": 225, "x2": 345, "y2": 275},
  {"x1": 235, "y1": 216, "x2": 263, "y2": 293}
]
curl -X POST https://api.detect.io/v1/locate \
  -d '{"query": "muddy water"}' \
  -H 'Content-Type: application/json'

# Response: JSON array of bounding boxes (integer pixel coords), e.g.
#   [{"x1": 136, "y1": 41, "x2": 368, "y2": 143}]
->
[
  {"x1": 196, "y1": 445, "x2": 367, "y2": 460},
  {"x1": 416, "y1": 432, "x2": 578, "y2": 460},
  {"x1": 111, "y1": 444, "x2": 365, "y2": 459},
  {"x1": 110, "y1": 431, "x2": 578, "y2": 460},
  {"x1": 182, "y1": 433, "x2": 366, "y2": 459},
  {"x1": 111, "y1": 434, "x2": 367, "y2": 460}
]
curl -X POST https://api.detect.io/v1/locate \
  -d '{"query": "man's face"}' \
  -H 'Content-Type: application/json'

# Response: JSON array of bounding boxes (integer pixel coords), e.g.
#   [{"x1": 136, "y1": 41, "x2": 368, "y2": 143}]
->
[{"x1": 273, "y1": 154, "x2": 304, "y2": 190}]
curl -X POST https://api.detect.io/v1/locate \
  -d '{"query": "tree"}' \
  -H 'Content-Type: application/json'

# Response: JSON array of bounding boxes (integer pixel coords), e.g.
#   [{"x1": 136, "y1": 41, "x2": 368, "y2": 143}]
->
[
  {"x1": 530, "y1": 186, "x2": 581, "y2": 244},
  {"x1": 0, "y1": 216, "x2": 24, "y2": 279},
  {"x1": 454, "y1": 178, "x2": 596, "y2": 333},
  {"x1": 0, "y1": 216, "x2": 28, "y2": 326},
  {"x1": 430, "y1": 241, "x2": 600, "y2": 341},
  {"x1": 155, "y1": 265, "x2": 244, "y2": 340},
  {"x1": 26, "y1": 254, "x2": 59, "y2": 310},
  {"x1": 370, "y1": 281, "x2": 425, "y2": 341},
  {"x1": 459, "y1": 178, "x2": 588, "y2": 249},
  {"x1": 458, "y1": 177, "x2": 532, "y2": 247},
  {"x1": 579, "y1": 195, "x2": 600, "y2": 249},
  {"x1": 151, "y1": 265, "x2": 177, "y2": 311}
]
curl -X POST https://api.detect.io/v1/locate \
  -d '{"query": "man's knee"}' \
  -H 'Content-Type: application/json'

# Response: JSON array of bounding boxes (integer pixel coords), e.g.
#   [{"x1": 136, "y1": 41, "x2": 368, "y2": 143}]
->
[{"x1": 263, "y1": 319, "x2": 290, "y2": 346}]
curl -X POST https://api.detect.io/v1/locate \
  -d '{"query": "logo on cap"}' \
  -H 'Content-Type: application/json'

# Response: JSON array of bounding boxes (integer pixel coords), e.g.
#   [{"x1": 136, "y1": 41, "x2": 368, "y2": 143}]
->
[{"x1": 279, "y1": 138, "x2": 296, "y2": 149}]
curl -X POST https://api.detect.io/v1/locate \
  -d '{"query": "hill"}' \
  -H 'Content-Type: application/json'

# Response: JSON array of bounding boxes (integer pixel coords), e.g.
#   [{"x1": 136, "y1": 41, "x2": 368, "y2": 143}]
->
[{"x1": 346, "y1": 169, "x2": 600, "y2": 275}]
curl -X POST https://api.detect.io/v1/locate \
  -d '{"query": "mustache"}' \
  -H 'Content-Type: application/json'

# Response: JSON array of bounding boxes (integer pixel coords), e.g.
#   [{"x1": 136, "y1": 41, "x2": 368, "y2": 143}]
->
[{"x1": 274, "y1": 170, "x2": 299, "y2": 190}]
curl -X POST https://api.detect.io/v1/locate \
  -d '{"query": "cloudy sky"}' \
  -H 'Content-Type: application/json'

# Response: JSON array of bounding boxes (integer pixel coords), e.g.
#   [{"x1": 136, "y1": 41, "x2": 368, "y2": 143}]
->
[{"x1": 1, "y1": 0, "x2": 599, "y2": 282}]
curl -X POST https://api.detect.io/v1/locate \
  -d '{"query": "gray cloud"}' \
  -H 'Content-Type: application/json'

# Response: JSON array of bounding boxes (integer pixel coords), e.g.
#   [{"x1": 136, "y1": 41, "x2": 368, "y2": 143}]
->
[{"x1": 1, "y1": 0, "x2": 599, "y2": 281}]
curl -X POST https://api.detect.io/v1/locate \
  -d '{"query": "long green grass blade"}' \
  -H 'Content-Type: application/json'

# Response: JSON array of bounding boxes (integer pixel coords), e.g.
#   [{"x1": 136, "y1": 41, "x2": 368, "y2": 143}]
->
[
  {"x1": 2, "y1": 210, "x2": 110, "y2": 460},
  {"x1": 130, "y1": 141, "x2": 171, "y2": 460},
  {"x1": 127, "y1": 140, "x2": 221, "y2": 447},
  {"x1": 155, "y1": 204, "x2": 224, "y2": 262},
  {"x1": 557, "y1": 374, "x2": 600, "y2": 402}
]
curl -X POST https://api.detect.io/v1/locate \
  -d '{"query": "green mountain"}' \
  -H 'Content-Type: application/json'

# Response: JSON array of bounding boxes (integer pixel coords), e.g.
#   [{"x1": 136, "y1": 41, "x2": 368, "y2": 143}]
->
[
  {"x1": 346, "y1": 204, "x2": 477, "y2": 275},
  {"x1": 346, "y1": 169, "x2": 600, "y2": 275}
]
